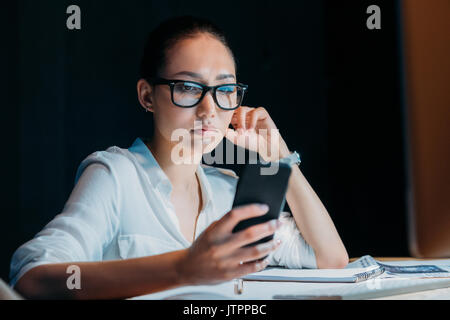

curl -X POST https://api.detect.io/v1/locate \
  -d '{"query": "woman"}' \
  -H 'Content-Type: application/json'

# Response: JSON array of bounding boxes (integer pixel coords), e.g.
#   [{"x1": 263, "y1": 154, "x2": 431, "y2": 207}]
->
[{"x1": 10, "y1": 16, "x2": 348, "y2": 299}]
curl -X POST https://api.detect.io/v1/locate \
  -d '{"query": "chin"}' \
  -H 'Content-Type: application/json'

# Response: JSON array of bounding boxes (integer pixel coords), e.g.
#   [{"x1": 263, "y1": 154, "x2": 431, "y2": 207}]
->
[{"x1": 200, "y1": 133, "x2": 224, "y2": 154}]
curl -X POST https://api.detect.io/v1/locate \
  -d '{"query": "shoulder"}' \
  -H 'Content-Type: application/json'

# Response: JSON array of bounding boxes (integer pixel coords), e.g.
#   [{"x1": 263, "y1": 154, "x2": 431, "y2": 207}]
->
[{"x1": 75, "y1": 146, "x2": 136, "y2": 184}]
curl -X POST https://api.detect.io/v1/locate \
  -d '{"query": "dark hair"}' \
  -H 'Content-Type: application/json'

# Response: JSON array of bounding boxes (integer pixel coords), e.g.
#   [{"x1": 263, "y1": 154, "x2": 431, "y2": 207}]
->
[{"x1": 139, "y1": 15, "x2": 237, "y2": 81}]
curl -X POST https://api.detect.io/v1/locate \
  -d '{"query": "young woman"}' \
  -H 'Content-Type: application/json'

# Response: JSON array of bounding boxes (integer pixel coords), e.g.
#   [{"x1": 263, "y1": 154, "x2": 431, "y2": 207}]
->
[{"x1": 10, "y1": 16, "x2": 348, "y2": 299}]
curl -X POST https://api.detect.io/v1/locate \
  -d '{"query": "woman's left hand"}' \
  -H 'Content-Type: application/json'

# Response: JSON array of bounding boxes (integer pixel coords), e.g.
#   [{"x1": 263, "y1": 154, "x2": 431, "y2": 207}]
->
[{"x1": 225, "y1": 106, "x2": 291, "y2": 162}]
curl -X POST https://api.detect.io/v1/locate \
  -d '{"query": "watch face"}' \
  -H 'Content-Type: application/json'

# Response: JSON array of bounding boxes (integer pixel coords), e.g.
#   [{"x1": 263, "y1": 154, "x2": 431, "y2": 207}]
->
[{"x1": 293, "y1": 152, "x2": 301, "y2": 164}]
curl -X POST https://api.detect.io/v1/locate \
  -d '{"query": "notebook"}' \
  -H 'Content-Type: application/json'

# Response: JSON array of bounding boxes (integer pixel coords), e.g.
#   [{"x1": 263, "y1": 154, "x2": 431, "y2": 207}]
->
[
  {"x1": 242, "y1": 255, "x2": 450, "y2": 284},
  {"x1": 242, "y1": 264, "x2": 385, "y2": 283},
  {"x1": 346, "y1": 255, "x2": 450, "y2": 279}
]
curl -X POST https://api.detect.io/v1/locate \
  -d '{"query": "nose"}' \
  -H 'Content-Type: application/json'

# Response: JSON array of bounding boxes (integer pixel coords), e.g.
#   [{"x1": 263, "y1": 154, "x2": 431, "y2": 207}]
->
[{"x1": 196, "y1": 90, "x2": 216, "y2": 119}]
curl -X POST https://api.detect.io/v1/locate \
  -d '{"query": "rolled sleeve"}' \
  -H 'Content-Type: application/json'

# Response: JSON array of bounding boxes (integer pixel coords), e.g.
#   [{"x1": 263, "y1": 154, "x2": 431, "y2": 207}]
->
[
  {"x1": 266, "y1": 211, "x2": 317, "y2": 269},
  {"x1": 9, "y1": 153, "x2": 124, "y2": 287}
]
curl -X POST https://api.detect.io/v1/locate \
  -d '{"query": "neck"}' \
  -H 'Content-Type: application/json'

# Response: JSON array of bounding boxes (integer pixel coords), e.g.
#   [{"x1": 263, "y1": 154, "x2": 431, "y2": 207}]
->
[{"x1": 145, "y1": 131, "x2": 201, "y2": 192}]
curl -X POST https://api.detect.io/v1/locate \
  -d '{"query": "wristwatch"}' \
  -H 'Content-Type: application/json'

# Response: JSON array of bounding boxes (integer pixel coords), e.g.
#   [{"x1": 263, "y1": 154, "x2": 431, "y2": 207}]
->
[{"x1": 278, "y1": 151, "x2": 301, "y2": 167}]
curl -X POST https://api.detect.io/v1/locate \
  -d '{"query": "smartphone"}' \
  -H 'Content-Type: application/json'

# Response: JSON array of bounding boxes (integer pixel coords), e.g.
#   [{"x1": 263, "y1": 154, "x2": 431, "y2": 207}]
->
[{"x1": 231, "y1": 162, "x2": 292, "y2": 246}]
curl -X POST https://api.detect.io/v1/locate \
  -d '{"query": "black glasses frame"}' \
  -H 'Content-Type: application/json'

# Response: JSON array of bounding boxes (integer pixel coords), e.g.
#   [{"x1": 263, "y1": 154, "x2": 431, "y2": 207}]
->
[{"x1": 148, "y1": 77, "x2": 248, "y2": 110}]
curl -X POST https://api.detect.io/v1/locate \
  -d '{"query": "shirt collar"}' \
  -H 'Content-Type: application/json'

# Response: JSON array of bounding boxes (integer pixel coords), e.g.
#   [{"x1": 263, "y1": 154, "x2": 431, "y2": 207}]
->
[{"x1": 128, "y1": 137, "x2": 213, "y2": 211}]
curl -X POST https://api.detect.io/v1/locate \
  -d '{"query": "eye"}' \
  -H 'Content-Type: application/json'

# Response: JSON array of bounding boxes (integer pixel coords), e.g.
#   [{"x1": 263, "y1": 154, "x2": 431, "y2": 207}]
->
[
  {"x1": 181, "y1": 82, "x2": 202, "y2": 93},
  {"x1": 217, "y1": 85, "x2": 236, "y2": 94}
]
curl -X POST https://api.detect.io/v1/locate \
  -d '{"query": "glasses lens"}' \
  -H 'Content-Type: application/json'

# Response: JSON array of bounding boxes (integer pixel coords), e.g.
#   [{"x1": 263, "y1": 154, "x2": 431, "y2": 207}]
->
[
  {"x1": 173, "y1": 82, "x2": 203, "y2": 107},
  {"x1": 215, "y1": 85, "x2": 244, "y2": 109}
]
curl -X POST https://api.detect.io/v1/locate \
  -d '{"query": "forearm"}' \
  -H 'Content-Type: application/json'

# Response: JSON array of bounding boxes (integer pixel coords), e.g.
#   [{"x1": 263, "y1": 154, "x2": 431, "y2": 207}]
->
[
  {"x1": 14, "y1": 249, "x2": 189, "y2": 299},
  {"x1": 278, "y1": 140, "x2": 348, "y2": 268}
]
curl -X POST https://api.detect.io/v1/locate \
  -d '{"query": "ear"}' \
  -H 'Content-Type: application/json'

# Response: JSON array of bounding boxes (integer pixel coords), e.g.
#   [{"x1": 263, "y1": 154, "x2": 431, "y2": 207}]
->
[{"x1": 137, "y1": 79, "x2": 154, "y2": 113}]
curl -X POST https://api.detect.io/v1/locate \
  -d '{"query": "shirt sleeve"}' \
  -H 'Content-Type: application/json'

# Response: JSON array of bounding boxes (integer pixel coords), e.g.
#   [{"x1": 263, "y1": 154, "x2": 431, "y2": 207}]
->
[
  {"x1": 9, "y1": 152, "x2": 124, "y2": 287},
  {"x1": 266, "y1": 211, "x2": 317, "y2": 269}
]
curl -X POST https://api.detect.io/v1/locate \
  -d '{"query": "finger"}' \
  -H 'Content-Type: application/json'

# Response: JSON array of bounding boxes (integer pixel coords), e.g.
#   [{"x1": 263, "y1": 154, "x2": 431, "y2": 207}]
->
[
  {"x1": 234, "y1": 257, "x2": 270, "y2": 277},
  {"x1": 247, "y1": 107, "x2": 267, "y2": 129},
  {"x1": 216, "y1": 203, "x2": 269, "y2": 233},
  {"x1": 230, "y1": 110, "x2": 239, "y2": 129},
  {"x1": 227, "y1": 218, "x2": 282, "y2": 250},
  {"x1": 235, "y1": 106, "x2": 247, "y2": 131},
  {"x1": 228, "y1": 239, "x2": 281, "y2": 264},
  {"x1": 245, "y1": 108, "x2": 259, "y2": 131}
]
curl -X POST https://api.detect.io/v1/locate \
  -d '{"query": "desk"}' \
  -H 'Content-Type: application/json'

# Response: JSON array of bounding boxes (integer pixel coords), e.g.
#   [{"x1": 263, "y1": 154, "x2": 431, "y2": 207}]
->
[
  {"x1": 133, "y1": 257, "x2": 450, "y2": 300},
  {"x1": 374, "y1": 287, "x2": 450, "y2": 299}
]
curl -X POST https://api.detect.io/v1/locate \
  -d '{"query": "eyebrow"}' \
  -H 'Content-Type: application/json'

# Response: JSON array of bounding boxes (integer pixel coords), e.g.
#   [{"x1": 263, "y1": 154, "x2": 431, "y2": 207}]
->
[{"x1": 172, "y1": 71, "x2": 235, "y2": 81}]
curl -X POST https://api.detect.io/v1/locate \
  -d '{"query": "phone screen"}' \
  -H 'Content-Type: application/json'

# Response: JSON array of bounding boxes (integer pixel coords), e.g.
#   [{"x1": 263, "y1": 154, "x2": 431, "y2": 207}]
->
[{"x1": 231, "y1": 162, "x2": 292, "y2": 246}]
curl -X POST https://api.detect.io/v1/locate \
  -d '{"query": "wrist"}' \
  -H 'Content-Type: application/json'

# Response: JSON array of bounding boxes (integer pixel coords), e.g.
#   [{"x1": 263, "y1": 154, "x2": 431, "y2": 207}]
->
[
  {"x1": 259, "y1": 138, "x2": 291, "y2": 162},
  {"x1": 278, "y1": 139, "x2": 291, "y2": 160},
  {"x1": 272, "y1": 138, "x2": 291, "y2": 161},
  {"x1": 174, "y1": 248, "x2": 194, "y2": 286}
]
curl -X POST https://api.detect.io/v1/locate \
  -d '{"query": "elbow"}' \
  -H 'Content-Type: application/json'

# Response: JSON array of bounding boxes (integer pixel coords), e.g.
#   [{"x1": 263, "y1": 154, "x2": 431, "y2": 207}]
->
[
  {"x1": 333, "y1": 253, "x2": 350, "y2": 269},
  {"x1": 14, "y1": 271, "x2": 41, "y2": 299},
  {"x1": 316, "y1": 249, "x2": 349, "y2": 269},
  {"x1": 14, "y1": 265, "x2": 70, "y2": 300}
]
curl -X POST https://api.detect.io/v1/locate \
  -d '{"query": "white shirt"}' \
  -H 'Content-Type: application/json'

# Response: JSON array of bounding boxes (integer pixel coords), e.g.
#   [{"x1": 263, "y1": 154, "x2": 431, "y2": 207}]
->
[{"x1": 9, "y1": 137, "x2": 316, "y2": 287}]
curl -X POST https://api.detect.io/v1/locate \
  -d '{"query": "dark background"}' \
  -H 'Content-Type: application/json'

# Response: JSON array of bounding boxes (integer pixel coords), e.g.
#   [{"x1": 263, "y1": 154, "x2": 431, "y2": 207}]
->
[{"x1": 0, "y1": 0, "x2": 407, "y2": 282}]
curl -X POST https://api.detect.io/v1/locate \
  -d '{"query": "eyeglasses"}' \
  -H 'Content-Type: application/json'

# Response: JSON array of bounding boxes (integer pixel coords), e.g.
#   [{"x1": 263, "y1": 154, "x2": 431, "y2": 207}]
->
[{"x1": 148, "y1": 77, "x2": 248, "y2": 110}]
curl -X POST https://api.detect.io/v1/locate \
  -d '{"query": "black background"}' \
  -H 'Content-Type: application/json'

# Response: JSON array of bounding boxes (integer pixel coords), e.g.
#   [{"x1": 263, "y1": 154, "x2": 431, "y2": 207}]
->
[{"x1": 0, "y1": 0, "x2": 407, "y2": 282}]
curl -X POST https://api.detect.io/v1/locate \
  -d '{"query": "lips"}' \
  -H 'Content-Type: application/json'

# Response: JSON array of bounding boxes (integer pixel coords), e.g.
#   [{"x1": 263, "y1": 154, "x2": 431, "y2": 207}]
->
[
  {"x1": 191, "y1": 126, "x2": 219, "y2": 138},
  {"x1": 192, "y1": 129, "x2": 217, "y2": 134},
  {"x1": 191, "y1": 125, "x2": 218, "y2": 132},
  {"x1": 200, "y1": 126, "x2": 217, "y2": 131}
]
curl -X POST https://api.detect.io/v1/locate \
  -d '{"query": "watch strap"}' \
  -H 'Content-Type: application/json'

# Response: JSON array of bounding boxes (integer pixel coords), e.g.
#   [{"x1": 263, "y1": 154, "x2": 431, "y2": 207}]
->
[{"x1": 278, "y1": 151, "x2": 301, "y2": 167}]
